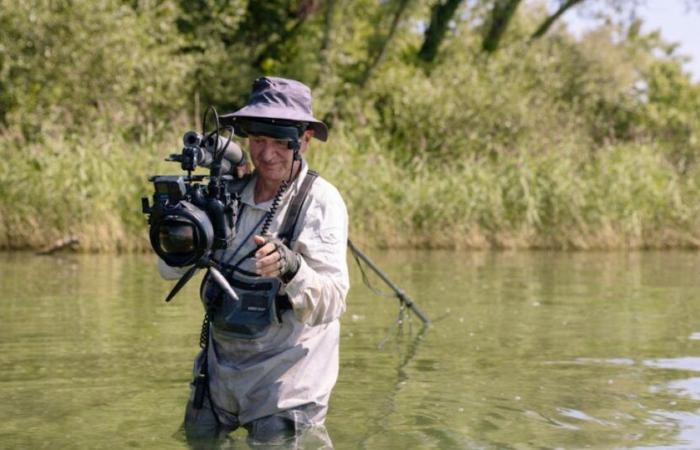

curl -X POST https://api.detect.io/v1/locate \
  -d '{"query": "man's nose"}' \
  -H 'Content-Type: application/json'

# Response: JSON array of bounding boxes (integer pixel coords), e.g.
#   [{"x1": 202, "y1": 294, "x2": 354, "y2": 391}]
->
[{"x1": 259, "y1": 141, "x2": 278, "y2": 159}]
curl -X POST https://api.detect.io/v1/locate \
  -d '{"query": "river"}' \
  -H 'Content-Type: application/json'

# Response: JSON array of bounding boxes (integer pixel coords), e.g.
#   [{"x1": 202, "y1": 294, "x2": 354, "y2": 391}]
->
[{"x1": 1, "y1": 250, "x2": 700, "y2": 449}]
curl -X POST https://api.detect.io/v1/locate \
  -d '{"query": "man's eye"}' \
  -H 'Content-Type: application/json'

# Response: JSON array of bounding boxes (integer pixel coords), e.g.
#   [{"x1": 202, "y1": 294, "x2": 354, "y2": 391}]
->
[{"x1": 275, "y1": 139, "x2": 288, "y2": 146}]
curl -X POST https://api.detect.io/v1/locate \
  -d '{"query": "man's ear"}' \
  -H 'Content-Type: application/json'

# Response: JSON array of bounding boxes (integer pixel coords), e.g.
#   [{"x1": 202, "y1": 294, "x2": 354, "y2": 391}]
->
[
  {"x1": 299, "y1": 130, "x2": 314, "y2": 155},
  {"x1": 303, "y1": 129, "x2": 314, "y2": 143}
]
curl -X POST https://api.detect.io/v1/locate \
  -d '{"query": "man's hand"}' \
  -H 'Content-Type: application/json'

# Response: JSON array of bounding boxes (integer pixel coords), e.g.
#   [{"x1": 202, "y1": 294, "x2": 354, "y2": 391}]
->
[
  {"x1": 234, "y1": 161, "x2": 251, "y2": 179},
  {"x1": 254, "y1": 235, "x2": 301, "y2": 282}
]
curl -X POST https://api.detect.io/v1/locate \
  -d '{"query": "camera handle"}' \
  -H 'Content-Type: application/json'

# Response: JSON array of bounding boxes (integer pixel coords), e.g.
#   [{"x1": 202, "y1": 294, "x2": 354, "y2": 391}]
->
[
  {"x1": 164, "y1": 254, "x2": 239, "y2": 303},
  {"x1": 207, "y1": 264, "x2": 239, "y2": 301}
]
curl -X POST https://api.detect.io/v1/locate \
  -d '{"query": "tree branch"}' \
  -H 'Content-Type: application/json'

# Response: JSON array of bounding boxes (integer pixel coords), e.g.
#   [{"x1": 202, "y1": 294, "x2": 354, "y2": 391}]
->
[
  {"x1": 359, "y1": 0, "x2": 413, "y2": 87},
  {"x1": 531, "y1": 0, "x2": 586, "y2": 40},
  {"x1": 315, "y1": 0, "x2": 337, "y2": 86},
  {"x1": 252, "y1": 1, "x2": 321, "y2": 69},
  {"x1": 253, "y1": 16, "x2": 308, "y2": 69}
]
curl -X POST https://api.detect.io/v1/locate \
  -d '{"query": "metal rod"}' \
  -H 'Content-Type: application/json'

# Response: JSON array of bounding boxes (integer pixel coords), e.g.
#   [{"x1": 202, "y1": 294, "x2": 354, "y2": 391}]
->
[
  {"x1": 347, "y1": 239, "x2": 430, "y2": 325},
  {"x1": 208, "y1": 266, "x2": 240, "y2": 301}
]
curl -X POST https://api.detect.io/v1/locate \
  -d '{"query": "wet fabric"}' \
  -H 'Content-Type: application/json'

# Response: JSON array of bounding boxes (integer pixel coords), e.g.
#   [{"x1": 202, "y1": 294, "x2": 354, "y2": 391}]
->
[
  {"x1": 159, "y1": 160, "x2": 349, "y2": 427},
  {"x1": 183, "y1": 394, "x2": 334, "y2": 449}
]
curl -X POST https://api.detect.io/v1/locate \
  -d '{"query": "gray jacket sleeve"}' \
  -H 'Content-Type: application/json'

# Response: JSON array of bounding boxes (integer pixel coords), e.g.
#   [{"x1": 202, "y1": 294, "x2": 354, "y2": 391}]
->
[{"x1": 284, "y1": 180, "x2": 349, "y2": 326}]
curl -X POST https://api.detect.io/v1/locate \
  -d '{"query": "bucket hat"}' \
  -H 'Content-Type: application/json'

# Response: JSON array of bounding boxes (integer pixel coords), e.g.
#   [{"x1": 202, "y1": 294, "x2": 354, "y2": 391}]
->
[{"x1": 222, "y1": 76, "x2": 328, "y2": 142}]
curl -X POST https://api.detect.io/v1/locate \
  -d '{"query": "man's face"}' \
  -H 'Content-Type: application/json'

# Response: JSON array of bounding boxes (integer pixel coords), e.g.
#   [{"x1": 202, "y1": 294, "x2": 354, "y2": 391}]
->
[
  {"x1": 248, "y1": 131, "x2": 312, "y2": 183},
  {"x1": 249, "y1": 136, "x2": 295, "y2": 184}
]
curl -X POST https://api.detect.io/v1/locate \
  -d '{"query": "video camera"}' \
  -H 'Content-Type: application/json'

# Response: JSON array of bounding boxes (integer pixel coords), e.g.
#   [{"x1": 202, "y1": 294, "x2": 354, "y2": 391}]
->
[{"x1": 141, "y1": 126, "x2": 247, "y2": 268}]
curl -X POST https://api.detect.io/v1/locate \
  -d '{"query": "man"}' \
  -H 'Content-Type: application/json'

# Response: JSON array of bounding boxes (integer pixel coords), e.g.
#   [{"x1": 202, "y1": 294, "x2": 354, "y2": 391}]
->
[{"x1": 158, "y1": 76, "x2": 349, "y2": 446}]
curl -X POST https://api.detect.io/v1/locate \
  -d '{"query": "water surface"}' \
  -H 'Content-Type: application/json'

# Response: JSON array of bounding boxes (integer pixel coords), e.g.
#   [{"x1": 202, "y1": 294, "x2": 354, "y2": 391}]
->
[{"x1": 1, "y1": 251, "x2": 700, "y2": 449}]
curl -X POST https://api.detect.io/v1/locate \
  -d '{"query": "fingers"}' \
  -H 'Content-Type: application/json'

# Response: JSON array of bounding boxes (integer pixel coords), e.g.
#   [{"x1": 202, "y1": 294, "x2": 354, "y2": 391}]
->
[
  {"x1": 254, "y1": 240, "x2": 276, "y2": 259},
  {"x1": 256, "y1": 251, "x2": 281, "y2": 277},
  {"x1": 254, "y1": 235, "x2": 281, "y2": 277},
  {"x1": 235, "y1": 162, "x2": 251, "y2": 178}
]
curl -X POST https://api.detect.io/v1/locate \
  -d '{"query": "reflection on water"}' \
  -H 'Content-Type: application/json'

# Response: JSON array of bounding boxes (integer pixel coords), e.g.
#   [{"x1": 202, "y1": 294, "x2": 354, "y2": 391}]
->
[
  {"x1": 1, "y1": 251, "x2": 700, "y2": 448},
  {"x1": 645, "y1": 358, "x2": 700, "y2": 372},
  {"x1": 668, "y1": 378, "x2": 700, "y2": 401}
]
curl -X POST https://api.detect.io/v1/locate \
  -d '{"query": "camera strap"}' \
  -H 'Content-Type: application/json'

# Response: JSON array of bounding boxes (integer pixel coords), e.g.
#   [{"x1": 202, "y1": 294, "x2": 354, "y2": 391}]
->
[{"x1": 278, "y1": 170, "x2": 318, "y2": 245}]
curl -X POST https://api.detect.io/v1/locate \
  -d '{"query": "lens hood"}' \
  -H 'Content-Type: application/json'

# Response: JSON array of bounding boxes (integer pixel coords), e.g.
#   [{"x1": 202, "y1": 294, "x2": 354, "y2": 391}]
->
[{"x1": 149, "y1": 201, "x2": 214, "y2": 267}]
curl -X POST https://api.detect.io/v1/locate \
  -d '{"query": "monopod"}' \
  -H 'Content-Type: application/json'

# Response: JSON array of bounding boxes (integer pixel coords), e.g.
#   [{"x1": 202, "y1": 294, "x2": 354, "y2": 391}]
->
[{"x1": 347, "y1": 239, "x2": 430, "y2": 325}]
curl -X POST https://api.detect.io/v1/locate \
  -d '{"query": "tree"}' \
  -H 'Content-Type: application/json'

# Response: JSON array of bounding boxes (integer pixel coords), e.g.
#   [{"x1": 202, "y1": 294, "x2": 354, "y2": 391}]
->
[
  {"x1": 482, "y1": 0, "x2": 523, "y2": 53},
  {"x1": 418, "y1": 0, "x2": 465, "y2": 63}
]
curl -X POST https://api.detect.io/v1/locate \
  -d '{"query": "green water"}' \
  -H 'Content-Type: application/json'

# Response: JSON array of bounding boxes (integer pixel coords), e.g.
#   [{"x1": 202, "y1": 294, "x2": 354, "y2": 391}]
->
[{"x1": 1, "y1": 251, "x2": 700, "y2": 449}]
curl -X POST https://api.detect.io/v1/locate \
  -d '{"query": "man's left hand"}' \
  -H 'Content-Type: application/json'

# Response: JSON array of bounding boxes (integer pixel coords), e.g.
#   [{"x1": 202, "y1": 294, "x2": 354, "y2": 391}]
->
[{"x1": 254, "y1": 235, "x2": 301, "y2": 282}]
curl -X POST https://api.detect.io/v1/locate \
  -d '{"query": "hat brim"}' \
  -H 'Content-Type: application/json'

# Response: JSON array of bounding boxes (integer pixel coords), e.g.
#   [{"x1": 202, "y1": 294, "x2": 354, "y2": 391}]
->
[{"x1": 221, "y1": 105, "x2": 328, "y2": 142}]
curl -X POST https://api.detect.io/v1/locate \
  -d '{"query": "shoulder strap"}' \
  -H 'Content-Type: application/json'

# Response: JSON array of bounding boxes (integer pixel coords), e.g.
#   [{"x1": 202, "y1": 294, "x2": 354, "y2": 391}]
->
[{"x1": 278, "y1": 170, "x2": 319, "y2": 245}]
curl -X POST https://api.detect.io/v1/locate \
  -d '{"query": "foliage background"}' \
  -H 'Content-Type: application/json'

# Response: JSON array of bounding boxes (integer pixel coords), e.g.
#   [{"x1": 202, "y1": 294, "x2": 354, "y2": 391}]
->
[{"x1": 1, "y1": 0, "x2": 700, "y2": 250}]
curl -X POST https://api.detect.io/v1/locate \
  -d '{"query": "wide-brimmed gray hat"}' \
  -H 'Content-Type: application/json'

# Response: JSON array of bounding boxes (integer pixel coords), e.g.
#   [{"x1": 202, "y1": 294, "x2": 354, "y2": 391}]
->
[{"x1": 221, "y1": 76, "x2": 328, "y2": 142}]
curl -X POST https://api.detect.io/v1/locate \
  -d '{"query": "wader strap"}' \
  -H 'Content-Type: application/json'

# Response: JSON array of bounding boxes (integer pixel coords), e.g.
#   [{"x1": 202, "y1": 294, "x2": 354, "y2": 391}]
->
[
  {"x1": 278, "y1": 170, "x2": 318, "y2": 245},
  {"x1": 273, "y1": 170, "x2": 317, "y2": 320},
  {"x1": 275, "y1": 294, "x2": 293, "y2": 321}
]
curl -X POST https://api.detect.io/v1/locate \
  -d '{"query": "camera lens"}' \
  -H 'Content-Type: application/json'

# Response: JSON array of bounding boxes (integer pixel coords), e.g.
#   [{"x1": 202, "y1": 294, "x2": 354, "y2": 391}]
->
[
  {"x1": 149, "y1": 200, "x2": 214, "y2": 267},
  {"x1": 158, "y1": 221, "x2": 196, "y2": 253}
]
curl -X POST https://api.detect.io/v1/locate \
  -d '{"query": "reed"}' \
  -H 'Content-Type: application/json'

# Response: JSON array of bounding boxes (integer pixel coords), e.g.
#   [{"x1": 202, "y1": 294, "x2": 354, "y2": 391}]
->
[
  {"x1": 3, "y1": 129, "x2": 698, "y2": 252},
  {"x1": 310, "y1": 128, "x2": 700, "y2": 250}
]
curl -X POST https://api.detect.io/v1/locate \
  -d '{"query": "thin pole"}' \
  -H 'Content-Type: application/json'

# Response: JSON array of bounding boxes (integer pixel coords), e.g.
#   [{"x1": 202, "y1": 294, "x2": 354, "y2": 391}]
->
[{"x1": 347, "y1": 239, "x2": 430, "y2": 325}]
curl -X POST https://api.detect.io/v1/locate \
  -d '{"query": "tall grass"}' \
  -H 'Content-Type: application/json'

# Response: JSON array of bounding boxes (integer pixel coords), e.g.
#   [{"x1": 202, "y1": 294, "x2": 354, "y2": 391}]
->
[
  {"x1": 0, "y1": 131, "x2": 160, "y2": 251},
  {"x1": 1, "y1": 127, "x2": 699, "y2": 251},
  {"x1": 311, "y1": 130, "x2": 700, "y2": 250}
]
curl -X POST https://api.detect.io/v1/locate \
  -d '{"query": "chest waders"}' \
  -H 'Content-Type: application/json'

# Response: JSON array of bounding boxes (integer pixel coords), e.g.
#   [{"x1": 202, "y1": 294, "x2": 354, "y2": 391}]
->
[{"x1": 192, "y1": 170, "x2": 319, "y2": 412}]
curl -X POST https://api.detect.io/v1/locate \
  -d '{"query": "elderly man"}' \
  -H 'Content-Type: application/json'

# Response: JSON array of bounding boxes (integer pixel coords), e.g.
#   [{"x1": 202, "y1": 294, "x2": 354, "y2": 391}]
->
[{"x1": 158, "y1": 76, "x2": 349, "y2": 446}]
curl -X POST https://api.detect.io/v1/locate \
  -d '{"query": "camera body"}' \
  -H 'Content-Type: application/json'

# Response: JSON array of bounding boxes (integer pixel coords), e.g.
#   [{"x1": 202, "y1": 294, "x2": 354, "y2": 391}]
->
[{"x1": 142, "y1": 131, "x2": 248, "y2": 267}]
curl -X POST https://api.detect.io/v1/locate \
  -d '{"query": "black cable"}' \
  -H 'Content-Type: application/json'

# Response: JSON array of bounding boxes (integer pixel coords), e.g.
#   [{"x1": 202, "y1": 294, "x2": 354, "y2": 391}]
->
[
  {"x1": 193, "y1": 310, "x2": 222, "y2": 426},
  {"x1": 202, "y1": 106, "x2": 213, "y2": 141},
  {"x1": 259, "y1": 145, "x2": 299, "y2": 237},
  {"x1": 208, "y1": 125, "x2": 235, "y2": 163},
  {"x1": 199, "y1": 313, "x2": 210, "y2": 349},
  {"x1": 377, "y1": 303, "x2": 407, "y2": 350},
  {"x1": 219, "y1": 126, "x2": 234, "y2": 161},
  {"x1": 260, "y1": 180, "x2": 289, "y2": 237},
  {"x1": 350, "y1": 247, "x2": 396, "y2": 298},
  {"x1": 209, "y1": 106, "x2": 220, "y2": 157}
]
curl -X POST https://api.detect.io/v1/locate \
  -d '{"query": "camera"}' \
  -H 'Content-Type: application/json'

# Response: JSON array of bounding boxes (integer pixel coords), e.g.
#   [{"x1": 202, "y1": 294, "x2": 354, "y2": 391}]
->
[{"x1": 141, "y1": 129, "x2": 248, "y2": 268}]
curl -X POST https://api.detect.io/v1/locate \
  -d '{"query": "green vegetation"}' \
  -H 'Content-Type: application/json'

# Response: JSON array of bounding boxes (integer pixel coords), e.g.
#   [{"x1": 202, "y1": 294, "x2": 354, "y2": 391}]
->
[{"x1": 1, "y1": 0, "x2": 700, "y2": 250}]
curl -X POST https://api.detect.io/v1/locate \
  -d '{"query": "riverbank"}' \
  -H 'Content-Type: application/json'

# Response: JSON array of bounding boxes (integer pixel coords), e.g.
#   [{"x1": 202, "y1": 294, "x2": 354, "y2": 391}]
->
[{"x1": 2, "y1": 130, "x2": 699, "y2": 252}]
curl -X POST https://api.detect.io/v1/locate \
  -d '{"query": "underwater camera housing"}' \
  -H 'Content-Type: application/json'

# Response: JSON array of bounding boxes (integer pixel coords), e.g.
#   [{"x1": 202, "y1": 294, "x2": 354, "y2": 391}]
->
[{"x1": 141, "y1": 127, "x2": 247, "y2": 268}]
